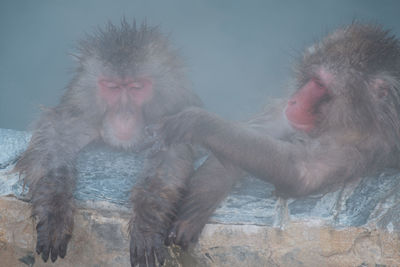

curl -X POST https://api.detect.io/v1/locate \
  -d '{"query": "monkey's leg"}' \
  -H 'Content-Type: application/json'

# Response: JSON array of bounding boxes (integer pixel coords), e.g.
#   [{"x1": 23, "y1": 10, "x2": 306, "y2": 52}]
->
[
  {"x1": 14, "y1": 110, "x2": 97, "y2": 262},
  {"x1": 130, "y1": 144, "x2": 194, "y2": 267},
  {"x1": 166, "y1": 154, "x2": 243, "y2": 249}
]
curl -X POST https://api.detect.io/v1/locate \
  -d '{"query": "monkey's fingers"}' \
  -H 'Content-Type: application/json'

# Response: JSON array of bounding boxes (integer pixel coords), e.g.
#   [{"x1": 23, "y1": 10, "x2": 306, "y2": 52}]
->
[
  {"x1": 130, "y1": 238, "x2": 148, "y2": 267},
  {"x1": 144, "y1": 138, "x2": 166, "y2": 159},
  {"x1": 146, "y1": 247, "x2": 156, "y2": 267},
  {"x1": 154, "y1": 246, "x2": 167, "y2": 266},
  {"x1": 36, "y1": 234, "x2": 70, "y2": 263},
  {"x1": 146, "y1": 238, "x2": 168, "y2": 266},
  {"x1": 166, "y1": 222, "x2": 190, "y2": 250},
  {"x1": 131, "y1": 248, "x2": 147, "y2": 267},
  {"x1": 36, "y1": 221, "x2": 51, "y2": 262},
  {"x1": 167, "y1": 218, "x2": 204, "y2": 250},
  {"x1": 174, "y1": 229, "x2": 190, "y2": 250},
  {"x1": 59, "y1": 235, "x2": 70, "y2": 258},
  {"x1": 129, "y1": 242, "x2": 137, "y2": 266},
  {"x1": 137, "y1": 251, "x2": 147, "y2": 267},
  {"x1": 52, "y1": 233, "x2": 71, "y2": 261},
  {"x1": 36, "y1": 217, "x2": 72, "y2": 263},
  {"x1": 36, "y1": 239, "x2": 50, "y2": 262},
  {"x1": 144, "y1": 123, "x2": 162, "y2": 137},
  {"x1": 152, "y1": 236, "x2": 168, "y2": 266},
  {"x1": 131, "y1": 124, "x2": 166, "y2": 157},
  {"x1": 165, "y1": 230, "x2": 176, "y2": 246},
  {"x1": 50, "y1": 246, "x2": 58, "y2": 262},
  {"x1": 130, "y1": 238, "x2": 139, "y2": 267},
  {"x1": 40, "y1": 246, "x2": 50, "y2": 262}
]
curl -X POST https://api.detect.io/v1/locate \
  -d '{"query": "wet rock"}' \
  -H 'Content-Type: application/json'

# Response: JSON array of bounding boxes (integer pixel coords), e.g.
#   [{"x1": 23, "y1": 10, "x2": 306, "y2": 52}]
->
[
  {"x1": 0, "y1": 129, "x2": 30, "y2": 169},
  {"x1": 0, "y1": 128, "x2": 399, "y2": 266}
]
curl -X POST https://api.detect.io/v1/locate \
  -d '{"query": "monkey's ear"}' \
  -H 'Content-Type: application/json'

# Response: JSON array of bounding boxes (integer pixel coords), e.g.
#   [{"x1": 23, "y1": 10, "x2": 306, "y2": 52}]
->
[{"x1": 371, "y1": 78, "x2": 389, "y2": 99}]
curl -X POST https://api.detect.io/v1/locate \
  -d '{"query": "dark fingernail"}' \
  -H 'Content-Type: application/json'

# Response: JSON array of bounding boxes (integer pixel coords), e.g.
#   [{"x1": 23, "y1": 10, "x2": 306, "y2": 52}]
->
[
  {"x1": 36, "y1": 245, "x2": 42, "y2": 254},
  {"x1": 51, "y1": 250, "x2": 58, "y2": 262},
  {"x1": 59, "y1": 243, "x2": 67, "y2": 258},
  {"x1": 41, "y1": 250, "x2": 49, "y2": 262}
]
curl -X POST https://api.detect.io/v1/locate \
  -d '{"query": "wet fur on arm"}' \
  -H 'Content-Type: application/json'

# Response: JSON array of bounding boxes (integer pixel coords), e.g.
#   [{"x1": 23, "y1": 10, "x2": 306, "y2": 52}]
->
[{"x1": 14, "y1": 107, "x2": 98, "y2": 262}]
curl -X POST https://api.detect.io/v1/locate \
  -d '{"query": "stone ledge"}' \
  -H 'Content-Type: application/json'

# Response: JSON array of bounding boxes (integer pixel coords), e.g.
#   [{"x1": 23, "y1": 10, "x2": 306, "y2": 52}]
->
[
  {"x1": 0, "y1": 128, "x2": 400, "y2": 266},
  {"x1": 1, "y1": 196, "x2": 400, "y2": 266}
]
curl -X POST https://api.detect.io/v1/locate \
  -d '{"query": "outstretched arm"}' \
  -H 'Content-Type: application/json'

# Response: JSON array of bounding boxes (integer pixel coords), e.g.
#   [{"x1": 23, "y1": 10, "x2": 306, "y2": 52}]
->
[{"x1": 162, "y1": 107, "x2": 366, "y2": 196}]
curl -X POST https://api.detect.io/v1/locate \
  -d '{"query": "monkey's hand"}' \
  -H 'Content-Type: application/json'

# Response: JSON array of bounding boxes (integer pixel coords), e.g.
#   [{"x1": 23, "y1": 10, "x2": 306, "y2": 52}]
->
[
  {"x1": 165, "y1": 216, "x2": 207, "y2": 250},
  {"x1": 35, "y1": 211, "x2": 73, "y2": 262},
  {"x1": 131, "y1": 124, "x2": 166, "y2": 156},
  {"x1": 130, "y1": 145, "x2": 193, "y2": 266},
  {"x1": 130, "y1": 222, "x2": 168, "y2": 267},
  {"x1": 161, "y1": 107, "x2": 217, "y2": 146},
  {"x1": 28, "y1": 167, "x2": 76, "y2": 263},
  {"x1": 165, "y1": 155, "x2": 242, "y2": 250}
]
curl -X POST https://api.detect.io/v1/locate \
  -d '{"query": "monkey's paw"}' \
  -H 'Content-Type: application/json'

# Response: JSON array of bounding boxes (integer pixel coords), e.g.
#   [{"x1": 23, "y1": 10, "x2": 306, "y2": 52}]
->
[
  {"x1": 130, "y1": 230, "x2": 168, "y2": 267},
  {"x1": 131, "y1": 124, "x2": 166, "y2": 157},
  {"x1": 161, "y1": 107, "x2": 211, "y2": 146},
  {"x1": 165, "y1": 219, "x2": 205, "y2": 250},
  {"x1": 35, "y1": 218, "x2": 72, "y2": 263}
]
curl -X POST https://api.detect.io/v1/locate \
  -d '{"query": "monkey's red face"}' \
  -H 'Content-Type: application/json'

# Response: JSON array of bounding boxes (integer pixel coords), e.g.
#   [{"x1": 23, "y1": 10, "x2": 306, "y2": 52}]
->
[
  {"x1": 98, "y1": 77, "x2": 153, "y2": 107},
  {"x1": 285, "y1": 70, "x2": 332, "y2": 132},
  {"x1": 97, "y1": 76, "x2": 153, "y2": 149}
]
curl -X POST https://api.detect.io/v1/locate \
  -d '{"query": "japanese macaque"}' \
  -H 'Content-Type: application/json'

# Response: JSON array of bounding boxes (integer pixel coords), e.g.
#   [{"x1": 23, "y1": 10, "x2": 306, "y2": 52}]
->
[
  {"x1": 161, "y1": 24, "x2": 400, "y2": 248},
  {"x1": 14, "y1": 20, "x2": 207, "y2": 266}
]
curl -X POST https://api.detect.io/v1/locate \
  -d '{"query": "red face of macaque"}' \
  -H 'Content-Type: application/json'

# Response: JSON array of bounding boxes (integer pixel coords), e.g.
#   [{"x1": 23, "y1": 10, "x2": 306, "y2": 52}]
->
[
  {"x1": 97, "y1": 76, "x2": 153, "y2": 149},
  {"x1": 285, "y1": 70, "x2": 332, "y2": 133}
]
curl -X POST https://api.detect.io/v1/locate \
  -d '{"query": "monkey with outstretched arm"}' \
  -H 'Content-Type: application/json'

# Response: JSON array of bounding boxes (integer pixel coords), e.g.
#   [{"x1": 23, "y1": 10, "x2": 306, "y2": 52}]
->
[{"x1": 162, "y1": 24, "x2": 400, "y2": 248}]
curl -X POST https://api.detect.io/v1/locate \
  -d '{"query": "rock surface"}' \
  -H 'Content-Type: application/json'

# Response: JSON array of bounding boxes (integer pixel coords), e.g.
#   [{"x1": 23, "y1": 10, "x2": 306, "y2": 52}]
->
[{"x1": 0, "y1": 128, "x2": 399, "y2": 267}]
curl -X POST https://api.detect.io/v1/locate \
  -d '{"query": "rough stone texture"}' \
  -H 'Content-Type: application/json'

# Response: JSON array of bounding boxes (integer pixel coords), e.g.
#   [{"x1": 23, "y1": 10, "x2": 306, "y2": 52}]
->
[
  {"x1": 0, "y1": 129, "x2": 30, "y2": 169},
  {"x1": 0, "y1": 128, "x2": 400, "y2": 267}
]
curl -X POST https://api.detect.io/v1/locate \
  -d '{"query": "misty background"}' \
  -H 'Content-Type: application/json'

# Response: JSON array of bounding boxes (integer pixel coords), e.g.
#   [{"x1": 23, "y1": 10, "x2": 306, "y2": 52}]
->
[{"x1": 1, "y1": 0, "x2": 400, "y2": 130}]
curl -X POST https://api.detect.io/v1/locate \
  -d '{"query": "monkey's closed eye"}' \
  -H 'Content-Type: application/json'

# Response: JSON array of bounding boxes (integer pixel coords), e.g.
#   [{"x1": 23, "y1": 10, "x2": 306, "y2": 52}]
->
[
  {"x1": 311, "y1": 77, "x2": 326, "y2": 90},
  {"x1": 100, "y1": 80, "x2": 120, "y2": 90},
  {"x1": 128, "y1": 82, "x2": 143, "y2": 90}
]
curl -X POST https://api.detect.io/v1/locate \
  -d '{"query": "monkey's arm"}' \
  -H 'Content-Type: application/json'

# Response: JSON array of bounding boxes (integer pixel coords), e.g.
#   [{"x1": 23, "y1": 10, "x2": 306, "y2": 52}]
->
[
  {"x1": 162, "y1": 108, "x2": 367, "y2": 196},
  {"x1": 14, "y1": 109, "x2": 98, "y2": 262},
  {"x1": 130, "y1": 144, "x2": 194, "y2": 267},
  {"x1": 166, "y1": 154, "x2": 244, "y2": 249},
  {"x1": 246, "y1": 100, "x2": 295, "y2": 140}
]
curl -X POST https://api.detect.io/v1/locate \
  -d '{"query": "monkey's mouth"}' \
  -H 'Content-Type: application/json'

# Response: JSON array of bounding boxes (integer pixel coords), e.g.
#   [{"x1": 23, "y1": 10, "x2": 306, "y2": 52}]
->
[
  {"x1": 288, "y1": 120, "x2": 314, "y2": 132},
  {"x1": 285, "y1": 107, "x2": 315, "y2": 133},
  {"x1": 111, "y1": 115, "x2": 137, "y2": 141},
  {"x1": 101, "y1": 111, "x2": 144, "y2": 149}
]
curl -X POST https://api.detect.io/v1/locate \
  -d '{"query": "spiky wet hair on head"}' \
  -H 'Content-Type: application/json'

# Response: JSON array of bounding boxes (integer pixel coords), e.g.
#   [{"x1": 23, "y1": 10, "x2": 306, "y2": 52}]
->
[
  {"x1": 70, "y1": 18, "x2": 201, "y2": 122},
  {"x1": 77, "y1": 19, "x2": 171, "y2": 70}
]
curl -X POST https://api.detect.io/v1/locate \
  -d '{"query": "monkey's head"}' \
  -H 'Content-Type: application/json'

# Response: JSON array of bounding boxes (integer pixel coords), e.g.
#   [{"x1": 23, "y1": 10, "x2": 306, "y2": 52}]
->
[
  {"x1": 68, "y1": 20, "x2": 201, "y2": 149},
  {"x1": 285, "y1": 24, "x2": 400, "y2": 143}
]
